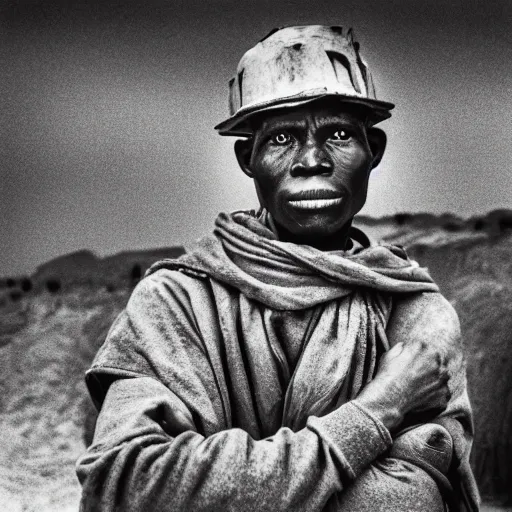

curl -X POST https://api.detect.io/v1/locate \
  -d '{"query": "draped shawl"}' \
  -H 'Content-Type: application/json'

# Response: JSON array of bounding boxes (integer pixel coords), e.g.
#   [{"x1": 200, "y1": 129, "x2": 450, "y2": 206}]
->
[
  {"x1": 142, "y1": 210, "x2": 439, "y2": 432},
  {"x1": 86, "y1": 210, "x2": 478, "y2": 511},
  {"x1": 147, "y1": 210, "x2": 439, "y2": 311}
]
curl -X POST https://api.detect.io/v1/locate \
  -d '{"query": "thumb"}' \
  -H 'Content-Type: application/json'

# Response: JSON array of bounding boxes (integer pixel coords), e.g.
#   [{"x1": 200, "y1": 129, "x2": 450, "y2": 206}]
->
[{"x1": 387, "y1": 341, "x2": 404, "y2": 358}]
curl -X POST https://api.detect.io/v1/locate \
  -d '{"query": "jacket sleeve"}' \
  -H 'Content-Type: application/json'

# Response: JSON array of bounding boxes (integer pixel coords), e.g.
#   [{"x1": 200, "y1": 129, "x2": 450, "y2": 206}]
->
[
  {"x1": 76, "y1": 376, "x2": 391, "y2": 512},
  {"x1": 384, "y1": 291, "x2": 480, "y2": 512}
]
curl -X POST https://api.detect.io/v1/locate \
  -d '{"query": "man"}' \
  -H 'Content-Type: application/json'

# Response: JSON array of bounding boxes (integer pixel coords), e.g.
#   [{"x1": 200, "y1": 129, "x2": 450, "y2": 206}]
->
[{"x1": 76, "y1": 25, "x2": 479, "y2": 511}]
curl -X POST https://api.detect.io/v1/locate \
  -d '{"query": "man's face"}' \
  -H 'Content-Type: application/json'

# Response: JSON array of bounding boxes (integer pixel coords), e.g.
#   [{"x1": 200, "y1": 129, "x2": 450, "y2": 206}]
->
[{"x1": 239, "y1": 103, "x2": 382, "y2": 238}]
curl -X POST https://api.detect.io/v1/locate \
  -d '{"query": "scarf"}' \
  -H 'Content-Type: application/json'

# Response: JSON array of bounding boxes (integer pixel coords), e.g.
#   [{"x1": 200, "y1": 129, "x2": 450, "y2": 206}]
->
[
  {"x1": 143, "y1": 210, "x2": 439, "y2": 433},
  {"x1": 147, "y1": 210, "x2": 438, "y2": 311}
]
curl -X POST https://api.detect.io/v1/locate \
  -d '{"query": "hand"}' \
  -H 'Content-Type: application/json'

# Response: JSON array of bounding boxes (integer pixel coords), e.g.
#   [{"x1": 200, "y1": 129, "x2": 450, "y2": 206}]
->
[{"x1": 356, "y1": 341, "x2": 451, "y2": 432}]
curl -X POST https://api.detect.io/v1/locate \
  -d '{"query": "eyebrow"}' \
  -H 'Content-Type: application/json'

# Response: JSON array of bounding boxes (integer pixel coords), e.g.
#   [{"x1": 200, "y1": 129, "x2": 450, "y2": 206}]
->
[
  {"x1": 259, "y1": 116, "x2": 361, "y2": 136},
  {"x1": 259, "y1": 119, "x2": 307, "y2": 135}
]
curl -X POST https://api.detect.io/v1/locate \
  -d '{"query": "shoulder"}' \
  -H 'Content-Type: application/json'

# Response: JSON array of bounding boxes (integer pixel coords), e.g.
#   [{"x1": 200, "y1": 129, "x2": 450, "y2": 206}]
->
[
  {"x1": 392, "y1": 291, "x2": 459, "y2": 328},
  {"x1": 128, "y1": 267, "x2": 212, "y2": 310},
  {"x1": 87, "y1": 269, "x2": 217, "y2": 406},
  {"x1": 387, "y1": 291, "x2": 461, "y2": 350},
  {"x1": 142, "y1": 266, "x2": 208, "y2": 290}
]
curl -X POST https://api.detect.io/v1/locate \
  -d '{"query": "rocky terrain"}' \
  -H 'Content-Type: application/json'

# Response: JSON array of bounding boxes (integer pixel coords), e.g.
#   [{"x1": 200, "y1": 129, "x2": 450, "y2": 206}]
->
[{"x1": 1, "y1": 211, "x2": 511, "y2": 511}]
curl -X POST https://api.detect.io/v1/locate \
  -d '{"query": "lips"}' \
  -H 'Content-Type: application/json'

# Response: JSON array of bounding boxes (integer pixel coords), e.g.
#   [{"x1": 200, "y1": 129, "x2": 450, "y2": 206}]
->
[{"x1": 287, "y1": 189, "x2": 344, "y2": 210}]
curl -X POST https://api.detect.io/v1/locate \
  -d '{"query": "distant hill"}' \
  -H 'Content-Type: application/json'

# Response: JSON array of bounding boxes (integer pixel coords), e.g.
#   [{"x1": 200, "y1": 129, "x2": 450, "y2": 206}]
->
[{"x1": 1, "y1": 211, "x2": 511, "y2": 510}]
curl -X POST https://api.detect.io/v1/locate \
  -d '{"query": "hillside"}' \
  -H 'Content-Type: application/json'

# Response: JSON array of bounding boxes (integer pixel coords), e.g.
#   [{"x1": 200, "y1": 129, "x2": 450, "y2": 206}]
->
[
  {"x1": 0, "y1": 247, "x2": 185, "y2": 511},
  {"x1": 1, "y1": 212, "x2": 512, "y2": 510}
]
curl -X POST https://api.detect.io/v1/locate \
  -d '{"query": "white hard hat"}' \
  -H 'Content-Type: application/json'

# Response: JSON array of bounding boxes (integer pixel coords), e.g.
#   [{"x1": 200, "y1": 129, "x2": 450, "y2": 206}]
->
[{"x1": 215, "y1": 25, "x2": 394, "y2": 136}]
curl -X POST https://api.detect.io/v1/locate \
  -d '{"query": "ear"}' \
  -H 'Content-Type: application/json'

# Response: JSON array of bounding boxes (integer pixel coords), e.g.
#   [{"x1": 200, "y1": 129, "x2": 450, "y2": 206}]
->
[
  {"x1": 366, "y1": 127, "x2": 387, "y2": 170},
  {"x1": 234, "y1": 138, "x2": 255, "y2": 178}
]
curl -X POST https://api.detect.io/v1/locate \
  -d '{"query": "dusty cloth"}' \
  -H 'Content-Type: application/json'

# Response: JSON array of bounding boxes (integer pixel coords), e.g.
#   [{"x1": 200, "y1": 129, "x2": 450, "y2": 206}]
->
[{"x1": 77, "y1": 210, "x2": 479, "y2": 512}]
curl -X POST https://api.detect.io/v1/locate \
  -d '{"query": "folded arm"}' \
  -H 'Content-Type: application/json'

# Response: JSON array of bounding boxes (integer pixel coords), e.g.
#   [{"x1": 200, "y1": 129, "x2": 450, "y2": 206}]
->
[
  {"x1": 337, "y1": 291, "x2": 476, "y2": 511},
  {"x1": 77, "y1": 376, "x2": 392, "y2": 512},
  {"x1": 77, "y1": 272, "x2": 399, "y2": 511},
  {"x1": 385, "y1": 290, "x2": 474, "y2": 470}
]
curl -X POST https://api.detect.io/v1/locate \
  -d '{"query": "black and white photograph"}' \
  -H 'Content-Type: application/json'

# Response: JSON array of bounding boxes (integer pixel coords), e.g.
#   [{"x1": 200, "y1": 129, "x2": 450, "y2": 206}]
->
[{"x1": 1, "y1": 1, "x2": 511, "y2": 510}]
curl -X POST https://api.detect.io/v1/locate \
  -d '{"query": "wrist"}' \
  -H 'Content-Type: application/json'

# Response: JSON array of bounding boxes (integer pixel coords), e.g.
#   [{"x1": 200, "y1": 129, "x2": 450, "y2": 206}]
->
[{"x1": 354, "y1": 393, "x2": 403, "y2": 433}]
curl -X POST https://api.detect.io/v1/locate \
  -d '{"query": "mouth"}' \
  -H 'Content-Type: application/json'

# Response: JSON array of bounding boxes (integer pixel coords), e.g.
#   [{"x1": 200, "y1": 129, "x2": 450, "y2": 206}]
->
[{"x1": 287, "y1": 189, "x2": 344, "y2": 210}]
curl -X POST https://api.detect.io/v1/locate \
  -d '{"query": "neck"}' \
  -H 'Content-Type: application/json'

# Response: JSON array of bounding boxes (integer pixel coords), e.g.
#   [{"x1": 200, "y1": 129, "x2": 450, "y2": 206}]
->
[{"x1": 269, "y1": 217, "x2": 353, "y2": 251}]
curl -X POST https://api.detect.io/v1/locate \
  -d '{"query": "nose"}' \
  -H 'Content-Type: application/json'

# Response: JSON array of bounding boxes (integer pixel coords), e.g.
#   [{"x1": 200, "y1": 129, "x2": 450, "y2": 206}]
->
[{"x1": 290, "y1": 142, "x2": 333, "y2": 177}]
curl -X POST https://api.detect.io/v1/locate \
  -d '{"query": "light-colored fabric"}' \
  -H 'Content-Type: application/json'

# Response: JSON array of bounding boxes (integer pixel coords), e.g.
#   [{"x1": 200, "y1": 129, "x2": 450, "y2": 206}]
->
[
  {"x1": 77, "y1": 210, "x2": 478, "y2": 512},
  {"x1": 147, "y1": 210, "x2": 439, "y2": 311},
  {"x1": 333, "y1": 423, "x2": 453, "y2": 511}
]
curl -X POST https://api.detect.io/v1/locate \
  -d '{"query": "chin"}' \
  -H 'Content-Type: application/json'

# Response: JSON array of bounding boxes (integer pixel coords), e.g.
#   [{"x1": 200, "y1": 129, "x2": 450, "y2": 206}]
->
[{"x1": 288, "y1": 218, "x2": 347, "y2": 238}]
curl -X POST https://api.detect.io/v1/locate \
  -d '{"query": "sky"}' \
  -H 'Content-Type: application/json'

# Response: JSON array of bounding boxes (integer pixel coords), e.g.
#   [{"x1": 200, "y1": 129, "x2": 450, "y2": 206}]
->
[{"x1": 1, "y1": 0, "x2": 511, "y2": 276}]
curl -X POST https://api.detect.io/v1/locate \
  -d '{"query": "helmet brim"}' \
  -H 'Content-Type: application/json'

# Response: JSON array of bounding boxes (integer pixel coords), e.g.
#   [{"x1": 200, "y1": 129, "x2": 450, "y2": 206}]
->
[{"x1": 214, "y1": 93, "x2": 395, "y2": 137}]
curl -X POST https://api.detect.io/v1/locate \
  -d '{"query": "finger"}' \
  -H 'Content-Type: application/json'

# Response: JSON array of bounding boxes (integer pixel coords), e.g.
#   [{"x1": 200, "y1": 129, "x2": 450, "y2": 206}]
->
[{"x1": 388, "y1": 341, "x2": 404, "y2": 356}]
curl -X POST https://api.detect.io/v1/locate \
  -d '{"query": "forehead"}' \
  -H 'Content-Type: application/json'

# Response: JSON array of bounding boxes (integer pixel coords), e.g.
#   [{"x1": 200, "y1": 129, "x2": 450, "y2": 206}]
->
[{"x1": 254, "y1": 103, "x2": 367, "y2": 134}]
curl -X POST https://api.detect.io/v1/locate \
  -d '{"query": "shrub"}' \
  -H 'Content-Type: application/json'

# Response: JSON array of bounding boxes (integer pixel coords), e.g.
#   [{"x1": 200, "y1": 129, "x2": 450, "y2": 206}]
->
[
  {"x1": 473, "y1": 218, "x2": 486, "y2": 231},
  {"x1": 46, "y1": 279, "x2": 61, "y2": 293},
  {"x1": 394, "y1": 213, "x2": 412, "y2": 226},
  {"x1": 10, "y1": 290, "x2": 22, "y2": 302},
  {"x1": 131, "y1": 264, "x2": 142, "y2": 282},
  {"x1": 20, "y1": 277, "x2": 32, "y2": 292},
  {"x1": 443, "y1": 221, "x2": 463, "y2": 232},
  {"x1": 6, "y1": 278, "x2": 16, "y2": 288},
  {"x1": 498, "y1": 215, "x2": 512, "y2": 233}
]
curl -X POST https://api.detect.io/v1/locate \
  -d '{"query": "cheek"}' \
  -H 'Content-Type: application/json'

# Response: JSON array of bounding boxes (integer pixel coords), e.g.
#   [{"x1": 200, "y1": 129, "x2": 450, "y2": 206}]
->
[
  {"x1": 251, "y1": 153, "x2": 290, "y2": 204},
  {"x1": 331, "y1": 146, "x2": 372, "y2": 189}
]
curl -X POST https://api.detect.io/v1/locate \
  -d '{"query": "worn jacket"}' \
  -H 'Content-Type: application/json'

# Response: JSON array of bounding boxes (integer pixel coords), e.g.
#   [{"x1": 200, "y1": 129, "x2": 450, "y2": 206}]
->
[{"x1": 76, "y1": 210, "x2": 479, "y2": 511}]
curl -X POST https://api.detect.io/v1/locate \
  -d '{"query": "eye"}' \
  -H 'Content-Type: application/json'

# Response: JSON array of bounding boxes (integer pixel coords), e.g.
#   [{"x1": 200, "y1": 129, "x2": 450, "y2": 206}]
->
[
  {"x1": 331, "y1": 129, "x2": 351, "y2": 141},
  {"x1": 271, "y1": 132, "x2": 292, "y2": 145}
]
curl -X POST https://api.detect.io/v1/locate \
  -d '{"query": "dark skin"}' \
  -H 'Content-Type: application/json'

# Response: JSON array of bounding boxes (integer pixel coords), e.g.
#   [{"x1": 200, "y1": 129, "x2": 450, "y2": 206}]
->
[
  {"x1": 235, "y1": 102, "x2": 386, "y2": 250},
  {"x1": 235, "y1": 101, "x2": 451, "y2": 432}
]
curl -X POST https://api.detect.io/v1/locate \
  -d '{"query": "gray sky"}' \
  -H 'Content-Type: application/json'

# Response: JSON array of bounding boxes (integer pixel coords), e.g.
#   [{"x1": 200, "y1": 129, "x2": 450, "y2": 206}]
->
[{"x1": 2, "y1": 0, "x2": 511, "y2": 276}]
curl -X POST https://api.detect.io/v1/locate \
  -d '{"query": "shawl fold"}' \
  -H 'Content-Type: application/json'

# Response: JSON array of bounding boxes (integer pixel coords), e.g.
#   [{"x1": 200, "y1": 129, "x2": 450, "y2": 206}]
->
[{"x1": 146, "y1": 210, "x2": 438, "y2": 310}]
